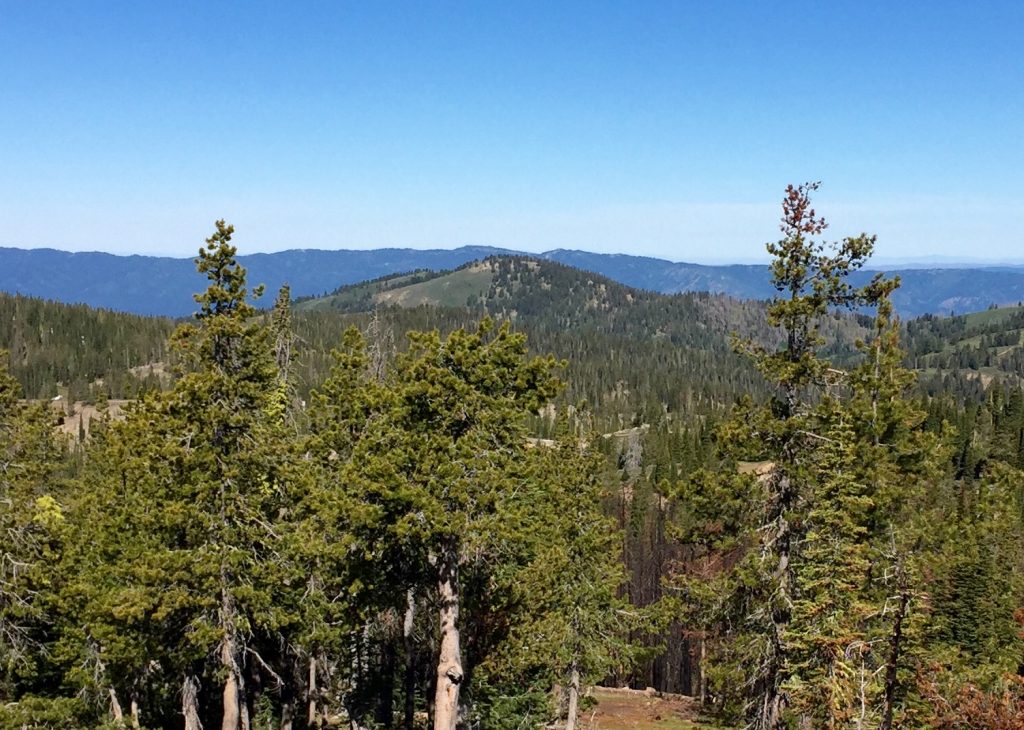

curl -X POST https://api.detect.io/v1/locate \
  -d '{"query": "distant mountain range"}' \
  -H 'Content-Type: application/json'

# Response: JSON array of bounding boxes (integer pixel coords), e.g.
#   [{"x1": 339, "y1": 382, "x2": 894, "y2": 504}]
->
[{"x1": 2, "y1": 245, "x2": 1023, "y2": 318}]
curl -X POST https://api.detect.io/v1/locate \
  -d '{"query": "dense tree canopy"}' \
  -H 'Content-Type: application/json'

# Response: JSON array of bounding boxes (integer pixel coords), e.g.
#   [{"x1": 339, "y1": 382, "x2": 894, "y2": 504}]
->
[{"x1": 2, "y1": 190, "x2": 1024, "y2": 729}]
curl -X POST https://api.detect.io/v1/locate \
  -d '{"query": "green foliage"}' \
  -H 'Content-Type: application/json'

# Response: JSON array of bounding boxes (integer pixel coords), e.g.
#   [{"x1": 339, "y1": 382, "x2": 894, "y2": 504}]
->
[
  {"x1": 0, "y1": 351, "x2": 64, "y2": 703},
  {"x1": 4, "y1": 197, "x2": 1024, "y2": 729},
  {"x1": 0, "y1": 695, "x2": 113, "y2": 730},
  {"x1": 671, "y1": 184, "x2": 957, "y2": 729},
  {"x1": 477, "y1": 418, "x2": 640, "y2": 725},
  {"x1": 45, "y1": 222, "x2": 302, "y2": 727},
  {"x1": 0, "y1": 292, "x2": 174, "y2": 400}
]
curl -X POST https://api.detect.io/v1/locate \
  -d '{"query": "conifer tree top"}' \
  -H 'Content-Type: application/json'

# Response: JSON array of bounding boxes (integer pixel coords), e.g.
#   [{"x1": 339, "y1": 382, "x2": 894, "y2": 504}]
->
[{"x1": 193, "y1": 220, "x2": 257, "y2": 319}]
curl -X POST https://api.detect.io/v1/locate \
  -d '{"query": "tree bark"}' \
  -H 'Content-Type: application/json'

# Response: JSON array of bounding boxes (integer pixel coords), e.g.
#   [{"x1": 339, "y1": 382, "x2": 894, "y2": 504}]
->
[
  {"x1": 218, "y1": 562, "x2": 253, "y2": 730},
  {"x1": 699, "y1": 637, "x2": 706, "y2": 706},
  {"x1": 130, "y1": 695, "x2": 141, "y2": 730},
  {"x1": 761, "y1": 471, "x2": 795, "y2": 730},
  {"x1": 222, "y1": 634, "x2": 242, "y2": 730},
  {"x1": 880, "y1": 582, "x2": 910, "y2": 730},
  {"x1": 564, "y1": 662, "x2": 581, "y2": 730},
  {"x1": 404, "y1": 589, "x2": 416, "y2": 730},
  {"x1": 183, "y1": 675, "x2": 203, "y2": 730},
  {"x1": 109, "y1": 687, "x2": 125, "y2": 725},
  {"x1": 221, "y1": 582, "x2": 244, "y2": 730},
  {"x1": 307, "y1": 656, "x2": 318, "y2": 728},
  {"x1": 432, "y1": 547, "x2": 463, "y2": 730}
]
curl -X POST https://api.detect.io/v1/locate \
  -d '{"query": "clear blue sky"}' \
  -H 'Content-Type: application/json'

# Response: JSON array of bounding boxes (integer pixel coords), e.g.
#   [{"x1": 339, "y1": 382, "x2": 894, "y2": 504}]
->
[{"x1": 1, "y1": 1, "x2": 1021, "y2": 263}]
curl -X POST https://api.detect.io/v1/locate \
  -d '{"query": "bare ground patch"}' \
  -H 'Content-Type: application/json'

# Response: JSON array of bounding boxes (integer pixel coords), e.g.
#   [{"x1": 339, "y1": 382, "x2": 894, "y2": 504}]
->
[
  {"x1": 51, "y1": 400, "x2": 130, "y2": 441},
  {"x1": 584, "y1": 686, "x2": 710, "y2": 730}
]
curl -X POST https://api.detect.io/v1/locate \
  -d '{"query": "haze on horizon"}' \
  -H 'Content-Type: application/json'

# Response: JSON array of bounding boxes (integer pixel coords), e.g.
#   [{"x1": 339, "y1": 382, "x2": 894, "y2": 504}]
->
[{"x1": 1, "y1": 2, "x2": 1021, "y2": 264}]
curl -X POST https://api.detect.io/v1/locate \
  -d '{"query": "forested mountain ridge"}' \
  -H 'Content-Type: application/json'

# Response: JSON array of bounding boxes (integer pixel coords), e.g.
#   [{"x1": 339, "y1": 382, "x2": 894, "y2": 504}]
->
[
  {"x1": 4, "y1": 244, "x2": 1024, "y2": 317},
  {"x1": 11, "y1": 253, "x2": 1024, "y2": 426},
  {"x1": 292, "y1": 257, "x2": 788, "y2": 431},
  {"x1": 298, "y1": 255, "x2": 866, "y2": 347},
  {"x1": 15, "y1": 254, "x2": 1024, "y2": 424},
  {"x1": 4, "y1": 256, "x2": 869, "y2": 431}
]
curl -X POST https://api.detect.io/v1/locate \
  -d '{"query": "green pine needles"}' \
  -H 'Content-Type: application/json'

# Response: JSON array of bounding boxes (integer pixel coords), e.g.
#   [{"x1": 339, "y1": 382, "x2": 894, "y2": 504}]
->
[{"x1": 2, "y1": 195, "x2": 1024, "y2": 729}]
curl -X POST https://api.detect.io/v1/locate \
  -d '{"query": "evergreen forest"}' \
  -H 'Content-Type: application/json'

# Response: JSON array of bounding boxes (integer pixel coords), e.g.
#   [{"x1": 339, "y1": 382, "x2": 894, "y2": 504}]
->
[{"x1": 2, "y1": 185, "x2": 1023, "y2": 729}]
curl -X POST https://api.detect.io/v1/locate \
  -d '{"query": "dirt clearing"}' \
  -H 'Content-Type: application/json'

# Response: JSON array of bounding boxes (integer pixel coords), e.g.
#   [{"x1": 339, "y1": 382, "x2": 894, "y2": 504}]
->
[{"x1": 584, "y1": 686, "x2": 713, "y2": 729}]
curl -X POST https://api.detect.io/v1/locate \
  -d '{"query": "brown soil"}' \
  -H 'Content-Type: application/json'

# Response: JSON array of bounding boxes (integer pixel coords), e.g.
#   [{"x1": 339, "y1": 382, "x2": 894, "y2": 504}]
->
[{"x1": 585, "y1": 687, "x2": 703, "y2": 729}]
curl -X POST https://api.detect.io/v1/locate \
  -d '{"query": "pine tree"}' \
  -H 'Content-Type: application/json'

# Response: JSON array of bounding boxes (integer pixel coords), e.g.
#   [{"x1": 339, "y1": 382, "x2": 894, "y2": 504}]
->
[
  {"x1": 786, "y1": 411, "x2": 875, "y2": 727},
  {"x1": 0, "y1": 352, "x2": 64, "y2": 704},
  {"x1": 172, "y1": 220, "x2": 287, "y2": 729},
  {"x1": 785, "y1": 289, "x2": 945, "y2": 727},
  {"x1": 346, "y1": 318, "x2": 562, "y2": 730},
  {"x1": 476, "y1": 413, "x2": 638, "y2": 729},
  {"x1": 301, "y1": 326, "x2": 394, "y2": 727},
  {"x1": 58, "y1": 393, "x2": 196, "y2": 726},
  {"x1": 676, "y1": 183, "x2": 890, "y2": 728},
  {"x1": 736, "y1": 183, "x2": 880, "y2": 728},
  {"x1": 61, "y1": 222, "x2": 293, "y2": 729}
]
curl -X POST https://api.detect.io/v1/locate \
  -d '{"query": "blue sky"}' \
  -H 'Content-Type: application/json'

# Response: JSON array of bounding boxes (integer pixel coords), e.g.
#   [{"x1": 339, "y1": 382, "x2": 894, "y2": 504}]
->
[{"x1": 1, "y1": 2, "x2": 1021, "y2": 263}]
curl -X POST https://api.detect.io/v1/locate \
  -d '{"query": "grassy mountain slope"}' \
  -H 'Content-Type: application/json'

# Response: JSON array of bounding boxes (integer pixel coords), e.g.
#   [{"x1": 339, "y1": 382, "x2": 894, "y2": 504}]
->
[
  {"x1": 960, "y1": 303, "x2": 1024, "y2": 328},
  {"x1": 299, "y1": 255, "x2": 763, "y2": 338},
  {"x1": 298, "y1": 263, "x2": 497, "y2": 311},
  {"x1": 907, "y1": 303, "x2": 1024, "y2": 397},
  {"x1": 298, "y1": 255, "x2": 862, "y2": 346}
]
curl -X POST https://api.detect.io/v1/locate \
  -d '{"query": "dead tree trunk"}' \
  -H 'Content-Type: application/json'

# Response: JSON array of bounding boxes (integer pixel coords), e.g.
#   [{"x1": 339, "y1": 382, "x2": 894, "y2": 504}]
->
[
  {"x1": 109, "y1": 688, "x2": 125, "y2": 726},
  {"x1": 220, "y1": 580, "x2": 246, "y2": 730},
  {"x1": 183, "y1": 675, "x2": 203, "y2": 730},
  {"x1": 564, "y1": 662, "x2": 581, "y2": 730},
  {"x1": 307, "y1": 657, "x2": 318, "y2": 727},
  {"x1": 432, "y1": 547, "x2": 463, "y2": 730},
  {"x1": 404, "y1": 589, "x2": 417, "y2": 730},
  {"x1": 130, "y1": 694, "x2": 141, "y2": 730},
  {"x1": 221, "y1": 633, "x2": 241, "y2": 730}
]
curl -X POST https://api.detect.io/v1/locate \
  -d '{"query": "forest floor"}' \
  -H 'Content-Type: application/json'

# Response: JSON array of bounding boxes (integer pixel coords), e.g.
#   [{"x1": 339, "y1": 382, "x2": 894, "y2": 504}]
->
[{"x1": 587, "y1": 687, "x2": 724, "y2": 729}]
